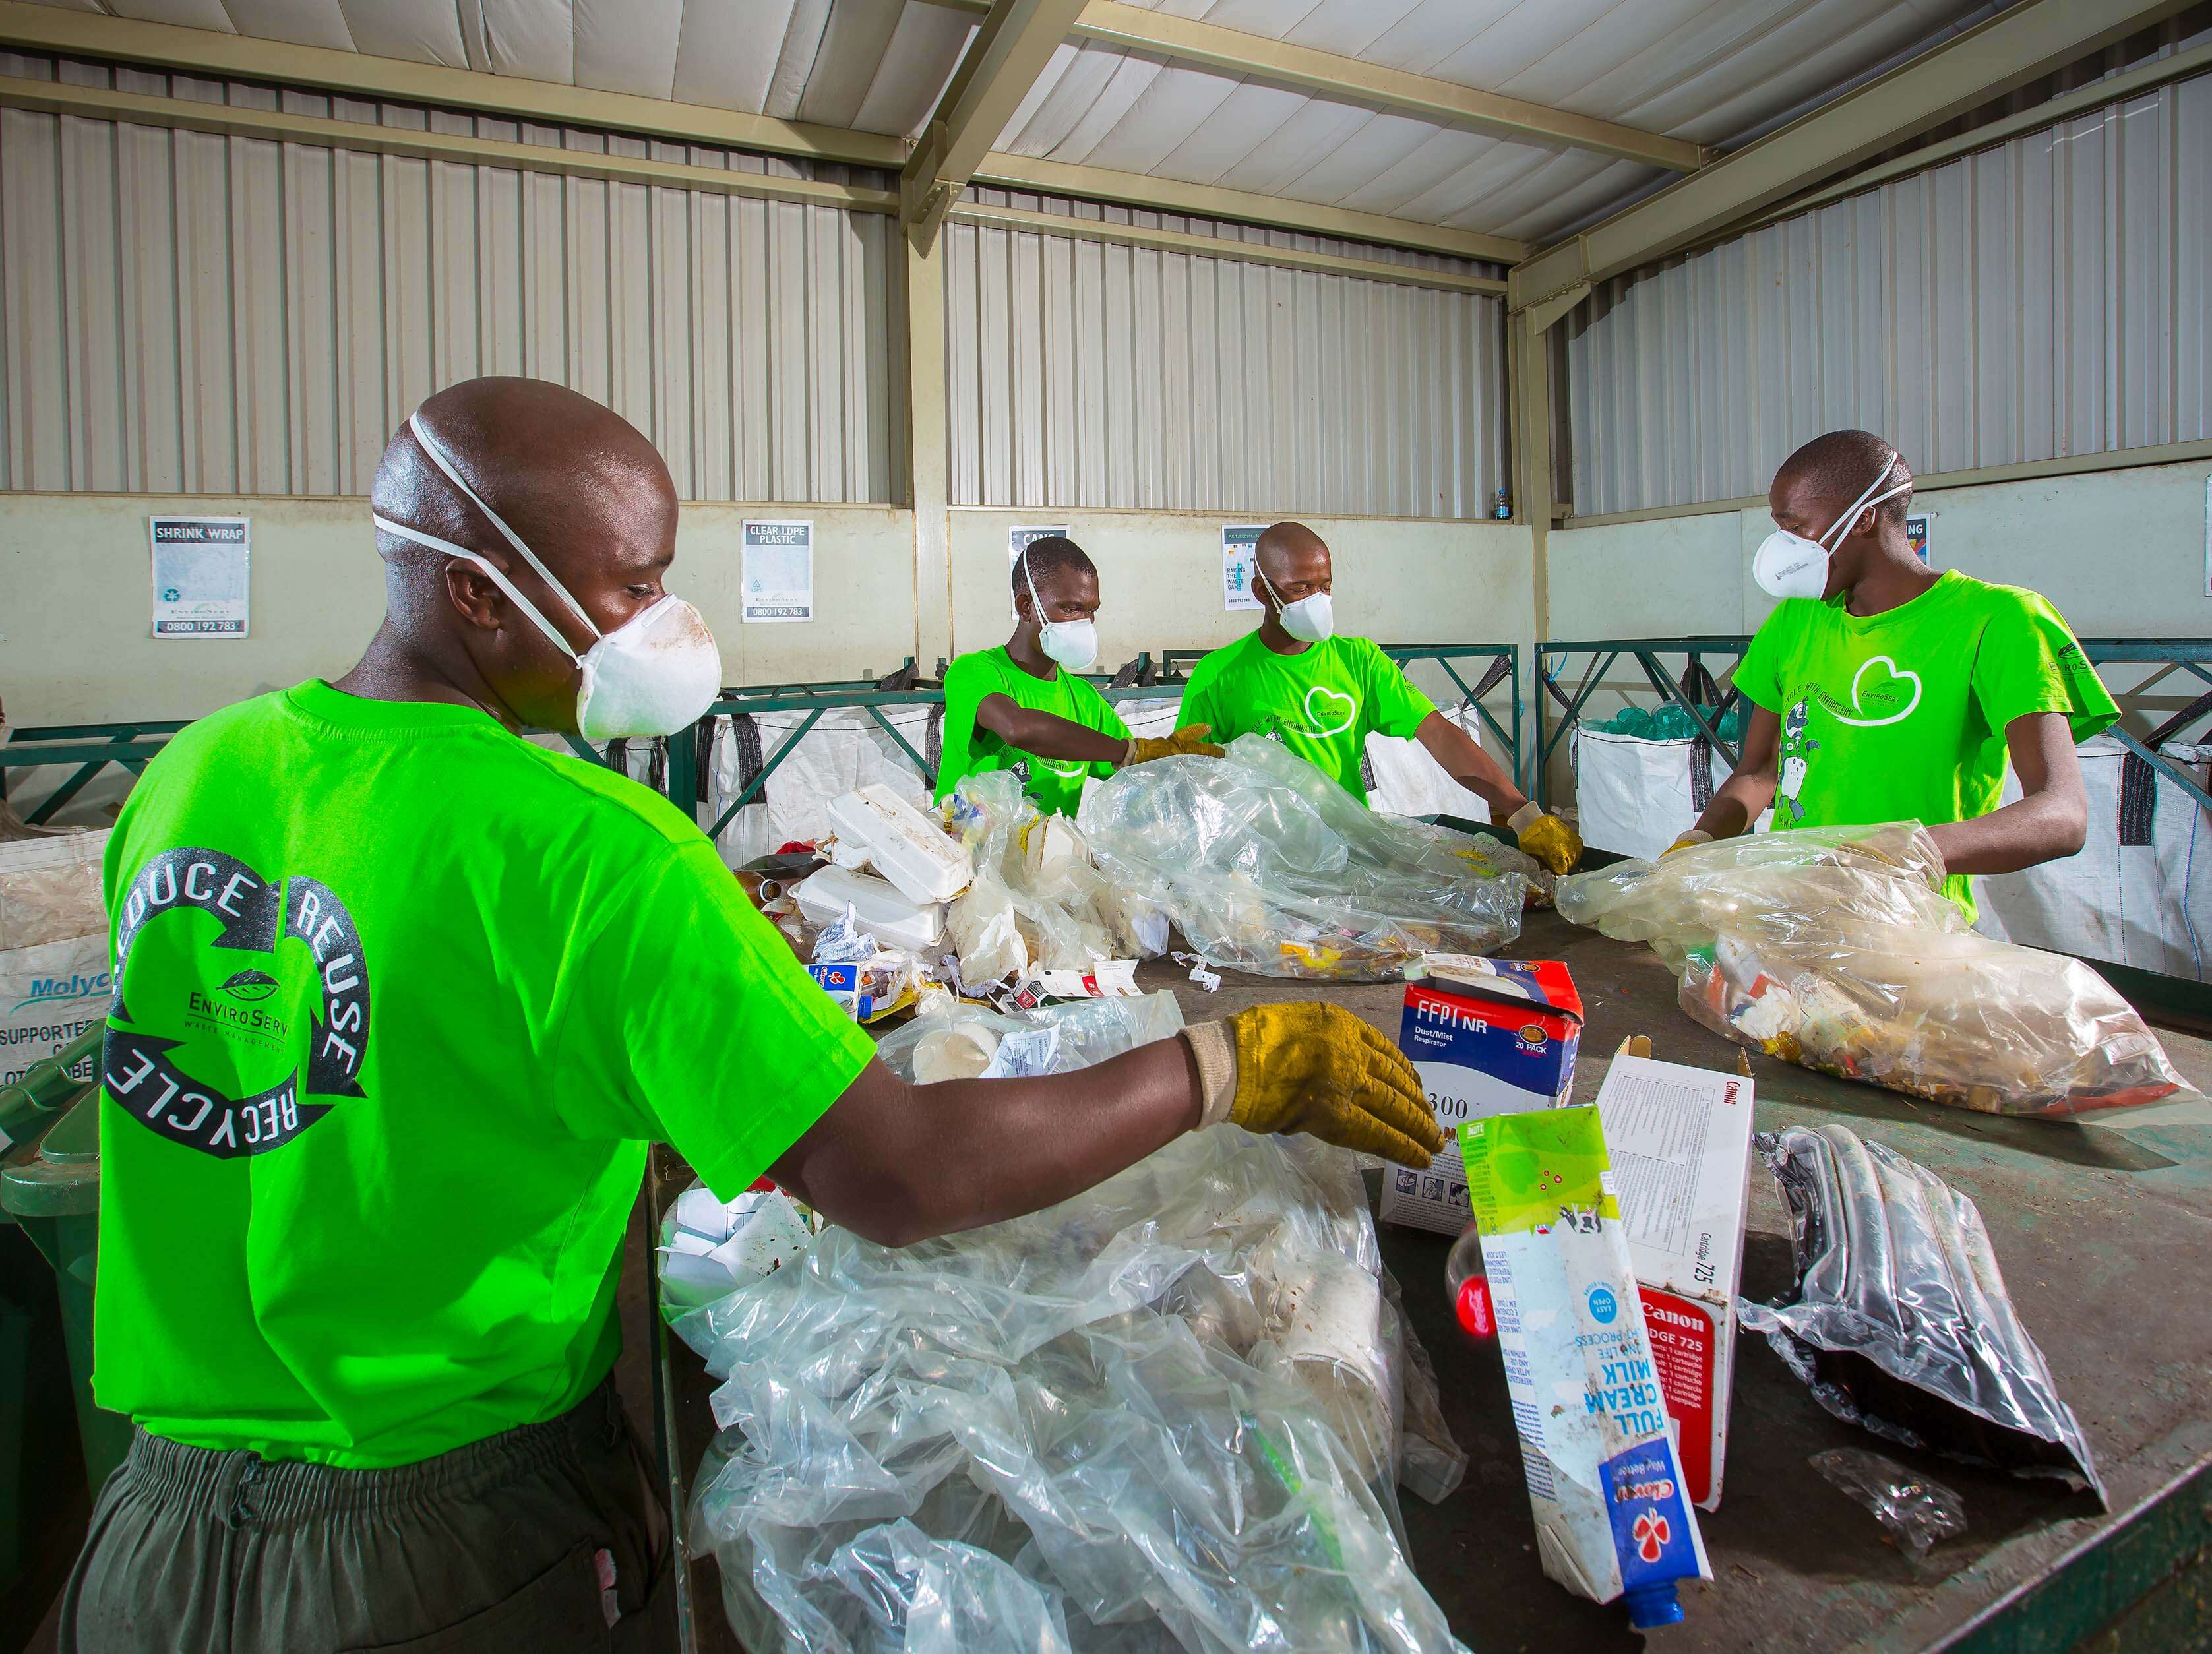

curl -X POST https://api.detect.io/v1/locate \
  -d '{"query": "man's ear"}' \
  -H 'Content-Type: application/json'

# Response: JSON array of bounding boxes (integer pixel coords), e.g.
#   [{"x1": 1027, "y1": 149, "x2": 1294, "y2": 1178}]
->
[
  {"x1": 1013, "y1": 590, "x2": 1035, "y2": 624},
  {"x1": 445, "y1": 563, "x2": 510, "y2": 631}
]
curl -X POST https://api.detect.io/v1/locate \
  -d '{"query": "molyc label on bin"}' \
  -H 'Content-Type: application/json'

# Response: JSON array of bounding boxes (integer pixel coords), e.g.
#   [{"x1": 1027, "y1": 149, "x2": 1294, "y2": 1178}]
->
[{"x1": 1380, "y1": 960, "x2": 1583, "y2": 1235}]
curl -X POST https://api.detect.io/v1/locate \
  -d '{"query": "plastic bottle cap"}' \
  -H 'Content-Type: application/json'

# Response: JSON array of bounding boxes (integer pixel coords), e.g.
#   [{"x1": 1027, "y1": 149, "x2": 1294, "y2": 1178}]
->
[
  {"x1": 1624, "y1": 1584, "x2": 1684, "y2": 1630},
  {"x1": 1454, "y1": 1276, "x2": 1494, "y2": 1339}
]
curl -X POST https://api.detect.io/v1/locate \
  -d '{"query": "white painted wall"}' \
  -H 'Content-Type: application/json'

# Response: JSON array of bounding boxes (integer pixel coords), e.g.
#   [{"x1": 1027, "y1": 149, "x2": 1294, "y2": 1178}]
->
[
  {"x1": 0, "y1": 494, "x2": 921, "y2": 725},
  {"x1": 2, "y1": 494, "x2": 1537, "y2": 726},
  {"x1": 1548, "y1": 460, "x2": 2212, "y2": 643}
]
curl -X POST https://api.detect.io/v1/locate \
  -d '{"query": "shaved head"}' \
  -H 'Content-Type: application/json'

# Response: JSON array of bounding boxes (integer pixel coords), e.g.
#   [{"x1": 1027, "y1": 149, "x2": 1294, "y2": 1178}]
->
[
  {"x1": 352, "y1": 377, "x2": 680, "y2": 732},
  {"x1": 1771, "y1": 429, "x2": 1912, "y2": 532},
  {"x1": 1252, "y1": 520, "x2": 1332, "y2": 627}
]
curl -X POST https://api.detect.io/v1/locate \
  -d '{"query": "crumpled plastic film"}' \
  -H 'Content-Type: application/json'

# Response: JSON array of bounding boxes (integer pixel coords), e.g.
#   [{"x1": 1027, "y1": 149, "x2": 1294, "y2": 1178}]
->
[
  {"x1": 1808, "y1": 1448, "x2": 1967, "y2": 1558},
  {"x1": 1077, "y1": 736, "x2": 1531, "y2": 981},
  {"x1": 673, "y1": 998, "x2": 1467, "y2": 1653},
  {"x1": 945, "y1": 773, "x2": 1164, "y2": 989},
  {"x1": 0, "y1": 829, "x2": 109, "y2": 950},
  {"x1": 875, "y1": 991, "x2": 1188, "y2": 1086},
  {"x1": 1741, "y1": 1124, "x2": 2104, "y2": 1498},
  {"x1": 1555, "y1": 822, "x2": 2183, "y2": 1116}
]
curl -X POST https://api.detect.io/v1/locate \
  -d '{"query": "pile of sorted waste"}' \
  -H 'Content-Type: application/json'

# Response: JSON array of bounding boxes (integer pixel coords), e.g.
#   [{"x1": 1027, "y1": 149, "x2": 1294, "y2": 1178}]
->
[
  {"x1": 1556, "y1": 822, "x2": 2182, "y2": 1116},
  {"x1": 756, "y1": 739, "x2": 1534, "y2": 1001},
  {"x1": 661, "y1": 993, "x2": 1469, "y2": 1654}
]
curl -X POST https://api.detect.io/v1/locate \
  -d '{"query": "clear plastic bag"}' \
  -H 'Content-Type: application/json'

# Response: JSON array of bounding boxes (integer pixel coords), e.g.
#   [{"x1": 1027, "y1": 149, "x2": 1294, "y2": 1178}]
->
[
  {"x1": 1556, "y1": 822, "x2": 2183, "y2": 1117},
  {"x1": 945, "y1": 774, "x2": 1157, "y2": 989},
  {"x1": 1741, "y1": 1124, "x2": 2104, "y2": 1498},
  {"x1": 1078, "y1": 736, "x2": 1531, "y2": 981},
  {"x1": 873, "y1": 991, "x2": 1189, "y2": 1085},
  {"x1": 674, "y1": 1104, "x2": 1469, "y2": 1651},
  {"x1": 1808, "y1": 1448, "x2": 1967, "y2": 1558}
]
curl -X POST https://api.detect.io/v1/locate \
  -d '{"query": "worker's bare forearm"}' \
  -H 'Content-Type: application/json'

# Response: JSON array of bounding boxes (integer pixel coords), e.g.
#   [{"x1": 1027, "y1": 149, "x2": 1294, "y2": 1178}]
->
[
  {"x1": 1926, "y1": 790, "x2": 2088, "y2": 876},
  {"x1": 1416, "y1": 712, "x2": 1527, "y2": 818},
  {"x1": 1694, "y1": 771, "x2": 1775, "y2": 840},
  {"x1": 771, "y1": 1038, "x2": 1202, "y2": 1246},
  {"x1": 978, "y1": 695, "x2": 1128, "y2": 764}
]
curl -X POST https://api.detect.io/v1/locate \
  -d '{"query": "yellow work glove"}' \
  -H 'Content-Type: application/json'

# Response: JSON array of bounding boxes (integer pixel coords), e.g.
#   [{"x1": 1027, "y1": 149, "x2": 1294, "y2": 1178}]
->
[
  {"x1": 1183, "y1": 1002, "x2": 1443, "y2": 1167},
  {"x1": 1663, "y1": 828, "x2": 1714, "y2": 858},
  {"x1": 1506, "y1": 801, "x2": 1583, "y2": 876},
  {"x1": 1122, "y1": 723, "x2": 1225, "y2": 765}
]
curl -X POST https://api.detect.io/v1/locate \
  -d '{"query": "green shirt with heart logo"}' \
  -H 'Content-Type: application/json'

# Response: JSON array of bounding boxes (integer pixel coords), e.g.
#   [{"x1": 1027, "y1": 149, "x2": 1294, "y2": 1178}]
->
[
  {"x1": 1177, "y1": 632, "x2": 1435, "y2": 801},
  {"x1": 92, "y1": 680, "x2": 876, "y2": 1467},
  {"x1": 935, "y1": 646, "x2": 1132, "y2": 818},
  {"x1": 1736, "y1": 570, "x2": 2116, "y2": 919}
]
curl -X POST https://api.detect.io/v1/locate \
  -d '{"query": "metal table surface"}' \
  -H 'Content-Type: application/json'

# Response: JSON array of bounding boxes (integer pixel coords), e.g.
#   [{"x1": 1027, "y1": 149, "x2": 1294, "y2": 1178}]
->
[{"x1": 651, "y1": 913, "x2": 2212, "y2": 1651}]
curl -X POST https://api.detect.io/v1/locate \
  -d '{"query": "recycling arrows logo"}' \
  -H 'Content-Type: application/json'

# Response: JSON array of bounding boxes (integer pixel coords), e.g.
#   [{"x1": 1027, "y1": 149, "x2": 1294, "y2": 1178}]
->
[{"x1": 102, "y1": 847, "x2": 370, "y2": 1159}]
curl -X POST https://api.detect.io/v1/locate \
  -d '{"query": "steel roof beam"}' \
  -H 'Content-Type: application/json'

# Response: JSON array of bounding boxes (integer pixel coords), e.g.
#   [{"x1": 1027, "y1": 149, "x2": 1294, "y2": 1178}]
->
[
  {"x1": 1508, "y1": 0, "x2": 2194, "y2": 315},
  {"x1": 902, "y1": 0, "x2": 1091, "y2": 249},
  {"x1": 969, "y1": 150, "x2": 1526, "y2": 264},
  {"x1": 1065, "y1": 1, "x2": 1705, "y2": 173}
]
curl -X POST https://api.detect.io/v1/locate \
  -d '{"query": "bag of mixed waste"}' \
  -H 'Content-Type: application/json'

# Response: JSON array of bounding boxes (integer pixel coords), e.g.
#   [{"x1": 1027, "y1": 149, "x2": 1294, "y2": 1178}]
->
[
  {"x1": 1742, "y1": 1125, "x2": 2104, "y2": 1498},
  {"x1": 944, "y1": 772, "x2": 1164, "y2": 991},
  {"x1": 1555, "y1": 822, "x2": 2183, "y2": 1117},
  {"x1": 671, "y1": 992, "x2": 1469, "y2": 1653},
  {"x1": 1078, "y1": 735, "x2": 1533, "y2": 982}
]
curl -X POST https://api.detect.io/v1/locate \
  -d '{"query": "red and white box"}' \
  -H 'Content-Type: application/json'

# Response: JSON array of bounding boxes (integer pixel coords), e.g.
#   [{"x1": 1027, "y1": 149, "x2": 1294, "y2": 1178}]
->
[
  {"x1": 1384, "y1": 957, "x2": 1584, "y2": 1235},
  {"x1": 1592, "y1": 1045, "x2": 1755, "y2": 1512}
]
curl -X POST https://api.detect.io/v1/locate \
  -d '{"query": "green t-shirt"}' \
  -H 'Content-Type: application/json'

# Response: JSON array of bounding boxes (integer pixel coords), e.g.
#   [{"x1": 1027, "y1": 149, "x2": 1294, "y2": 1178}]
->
[
  {"x1": 935, "y1": 646, "x2": 1130, "y2": 818},
  {"x1": 94, "y1": 680, "x2": 874, "y2": 1468},
  {"x1": 1178, "y1": 632, "x2": 1435, "y2": 801},
  {"x1": 1736, "y1": 571, "x2": 2117, "y2": 918}
]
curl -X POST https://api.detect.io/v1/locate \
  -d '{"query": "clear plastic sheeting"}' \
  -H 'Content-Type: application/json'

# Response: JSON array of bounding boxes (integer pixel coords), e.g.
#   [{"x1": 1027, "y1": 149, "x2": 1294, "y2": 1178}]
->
[
  {"x1": 946, "y1": 772, "x2": 1167, "y2": 989},
  {"x1": 1556, "y1": 822, "x2": 2183, "y2": 1117},
  {"x1": 876, "y1": 991, "x2": 1188, "y2": 1086},
  {"x1": 1808, "y1": 1448, "x2": 1967, "y2": 1558},
  {"x1": 0, "y1": 829, "x2": 108, "y2": 950},
  {"x1": 1078, "y1": 736, "x2": 1531, "y2": 982},
  {"x1": 1742, "y1": 1126, "x2": 2104, "y2": 1498},
  {"x1": 673, "y1": 1087, "x2": 1469, "y2": 1650}
]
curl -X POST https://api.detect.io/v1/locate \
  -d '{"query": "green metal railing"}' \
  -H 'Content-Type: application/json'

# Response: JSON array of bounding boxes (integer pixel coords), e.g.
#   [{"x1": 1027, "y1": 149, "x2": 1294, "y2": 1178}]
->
[
  {"x1": 1534, "y1": 636, "x2": 2212, "y2": 816},
  {"x1": 1533, "y1": 637, "x2": 1751, "y2": 809},
  {"x1": 0, "y1": 721, "x2": 189, "y2": 826},
  {"x1": 4, "y1": 643, "x2": 1532, "y2": 843}
]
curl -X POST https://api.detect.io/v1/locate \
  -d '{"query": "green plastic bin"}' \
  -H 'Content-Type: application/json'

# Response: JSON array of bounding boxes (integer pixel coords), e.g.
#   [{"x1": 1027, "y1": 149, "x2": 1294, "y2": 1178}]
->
[{"x1": 0, "y1": 1032, "x2": 128, "y2": 1500}]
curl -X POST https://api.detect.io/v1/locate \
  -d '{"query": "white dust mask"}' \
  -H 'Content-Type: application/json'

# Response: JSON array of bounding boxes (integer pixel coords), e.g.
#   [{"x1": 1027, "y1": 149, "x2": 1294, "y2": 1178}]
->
[
  {"x1": 1022, "y1": 548, "x2": 1098, "y2": 672},
  {"x1": 372, "y1": 414, "x2": 722, "y2": 739},
  {"x1": 1752, "y1": 451, "x2": 1915, "y2": 601},
  {"x1": 1257, "y1": 569, "x2": 1334, "y2": 643}
]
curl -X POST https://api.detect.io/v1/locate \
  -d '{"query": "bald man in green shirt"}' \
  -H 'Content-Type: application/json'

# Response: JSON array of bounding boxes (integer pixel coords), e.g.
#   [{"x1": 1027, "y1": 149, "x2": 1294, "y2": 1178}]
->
[
  {"x1": 60, "y1": 386, "x2": 1441, "y2": 1653},
  {"x1": 936, "y1": 536, "x2": 1218, "y2": 817},
  {"x1": 1179, "y1": 521, "x2": 1583, "y2": 874}
]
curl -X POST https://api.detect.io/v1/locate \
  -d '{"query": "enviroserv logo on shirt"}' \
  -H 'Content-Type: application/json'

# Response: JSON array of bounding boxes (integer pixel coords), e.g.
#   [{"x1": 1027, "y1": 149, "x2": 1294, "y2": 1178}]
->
[
  {"x1": 103, "y1": 847, "x2": 373, "y2": 1160},
  {"x1": 12, "y1": 971, "x2": 111, "y2": 1014}
]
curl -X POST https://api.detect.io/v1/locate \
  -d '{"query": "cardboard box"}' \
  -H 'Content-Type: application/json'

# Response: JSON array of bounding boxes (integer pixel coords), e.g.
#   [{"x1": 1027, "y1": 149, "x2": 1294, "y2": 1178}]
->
[
  {"x1": 1593, "y1": 1041, "x2": 1755, "y2": 1512},
  {"x1": 1383, "y1": 958, "x2": 1583, "y2": 1235}
]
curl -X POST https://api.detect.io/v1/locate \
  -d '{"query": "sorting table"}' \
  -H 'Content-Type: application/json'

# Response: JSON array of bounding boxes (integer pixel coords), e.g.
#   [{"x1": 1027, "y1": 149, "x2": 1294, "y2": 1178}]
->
[{"x1": 649, "y1": 912, "x2": 2212, "y2": 1651}]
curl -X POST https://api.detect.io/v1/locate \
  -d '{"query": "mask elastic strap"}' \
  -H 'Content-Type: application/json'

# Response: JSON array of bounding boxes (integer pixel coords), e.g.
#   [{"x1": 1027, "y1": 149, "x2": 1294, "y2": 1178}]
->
[
  {"x1": 371, "y1": 513, "x2": 578, "y2": 659},
  {"x1": 1254, "y1": 567, "x2": 1285, "y2": 609},
  {"x1": 1022, "y1": 544, "x2": 1049, "y2": 625},
  {"x1": 407, "y1": 413, "x2": 601, "y2": 640},
  {"x1": 1821, "y1": 452, "x2": 1913, "y2": 549}
]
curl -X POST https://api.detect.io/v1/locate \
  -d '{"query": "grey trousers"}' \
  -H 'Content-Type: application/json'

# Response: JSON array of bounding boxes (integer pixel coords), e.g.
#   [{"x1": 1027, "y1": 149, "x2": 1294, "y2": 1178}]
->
[{"x1": 58, "y1": 1376, "x2": 669, "y2": 1653}]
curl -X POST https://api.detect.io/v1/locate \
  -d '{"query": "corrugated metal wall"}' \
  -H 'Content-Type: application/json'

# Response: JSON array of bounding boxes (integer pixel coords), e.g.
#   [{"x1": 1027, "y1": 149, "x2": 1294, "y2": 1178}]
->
[
  {"x1": 1565, "y1": 67, "x2": 2212, "y2": 518},
  {"x1": 0, "y1": 52, "x2": 900, "y2": 502},
  {"x1": 946, "y1": 189, "x2": 1508, "y2": 518}
]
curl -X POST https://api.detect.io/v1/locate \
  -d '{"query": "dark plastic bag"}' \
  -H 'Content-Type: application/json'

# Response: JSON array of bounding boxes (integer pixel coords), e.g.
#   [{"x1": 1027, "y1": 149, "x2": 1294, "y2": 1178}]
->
[{"x1": 1740, "y1": 1124, "x2": 2104, "y2": 1500}]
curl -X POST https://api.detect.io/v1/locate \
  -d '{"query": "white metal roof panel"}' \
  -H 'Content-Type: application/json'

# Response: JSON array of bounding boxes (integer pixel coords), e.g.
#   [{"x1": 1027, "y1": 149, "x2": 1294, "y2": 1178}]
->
[{"x1": 8, "y1": 0, "x2": 2019, "y2": 235}]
